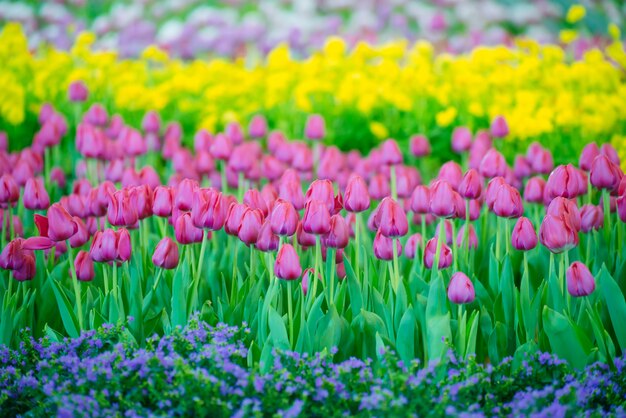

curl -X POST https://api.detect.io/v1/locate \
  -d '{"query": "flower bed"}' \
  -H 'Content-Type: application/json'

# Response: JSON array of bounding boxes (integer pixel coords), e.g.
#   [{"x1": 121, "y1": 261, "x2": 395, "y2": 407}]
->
[{"x1": 1, "y1": 319, "x2": 625, "y2": 417}]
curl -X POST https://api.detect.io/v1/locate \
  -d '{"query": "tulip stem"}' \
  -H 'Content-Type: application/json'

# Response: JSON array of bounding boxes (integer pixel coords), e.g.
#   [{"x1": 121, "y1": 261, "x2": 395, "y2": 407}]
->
[
  {"x1": 495, "y1": 217, "x2": 501, "y2": 261},
  {"x1": 309, "y1": 236, "x2": 322, "y2": 311},
  {"x1": 390, "y1": 165, "x2": 398, "y2": 201},
  {"x1": 8, "y1": 207, "x2": 14, "y2": 241},
  {"x1": 463, "y1": 200, "x2": 470, "y2": 255},
  {"x1": 432, "y1": 219, "x2": 445, "y2": 281},
  {"x1": 249, "y1": 245, "x2": 255, "y2": 280},
  {"x1": 420, "y1": 215, "x2": 426, "y2": 262},
  {"x1": 195, "y1": 231, "x2": 208, "y2": 284},
  {"x1": 237, "y1": 172, "x2": 244, "y2": 202},
  {"x1": 328, "y1": 248, "x2": 335, "y2": 307},
  {"x1": 66, "y1": 242, "x2": 84, "y2": 331},
  {"x1": 563, "y1": 252, "x2": 571, "y2": 315},
  {"x1": 523, "y1": 252, "x2": 529, "y2": 278},
  {"x1": 392, "y1": 238, "x2": 400, "y2": 293},
  {"x1": 504, "y1": 218, "x2": 511, "y2": 256},
  {"x1": 103, "y1": 266, "x2": 109, "y2": 294},
  {"x1": 602, "y1": 190, "x2": 611, "y2": 249},
  {"x1": 287, "y1": 281, "x2": 294, "y2": 348},
  {"x1": 450, "y1": 221, "x2": 457, "y2": 270},
  {"x1": 354, "y1": 213, "x2": 361, "y2": 280}
]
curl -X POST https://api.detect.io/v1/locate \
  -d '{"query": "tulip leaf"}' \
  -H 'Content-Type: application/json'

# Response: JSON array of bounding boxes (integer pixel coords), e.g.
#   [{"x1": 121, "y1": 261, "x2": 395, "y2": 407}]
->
[
  {"x1": 488, "y1": 322, "x2": 507, "y2": 365},
  {"x1": 50, "y1": 280, "x2": 80, "y2": 338},
  {"x1": 396, "y1": 308, "x2": 416, "y2": 363},
  {"x1": 316, "y1": 305, "x2": 342, "y2": 353},
  {"x1": 268, "y1": 307, "x2": 290, "y2": 351},
  {"x1": 344, "y1": 258, "x2": 363, "y2": 318},
  {"x1": 500, "y1": 255, "x2": 514, "y2": 325},
  {"x1": 542, "y1": 306, "x2": 592, "y2": 369},
  {"x1": 465, "y1": 310, "x2": 479, "y2": 360},
  {"x1": 171, "y1": 259, "x2": 190, "y2": 328},
  {"x1": 597, "y1": 266, "x2": 626, "y2": 351}
]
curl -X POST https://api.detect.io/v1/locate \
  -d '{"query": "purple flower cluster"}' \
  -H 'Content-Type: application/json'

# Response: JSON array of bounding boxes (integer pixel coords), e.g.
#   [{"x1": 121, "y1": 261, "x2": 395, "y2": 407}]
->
[{"x1": 1, "y1": 319, "x2": 625, "y2": 416}]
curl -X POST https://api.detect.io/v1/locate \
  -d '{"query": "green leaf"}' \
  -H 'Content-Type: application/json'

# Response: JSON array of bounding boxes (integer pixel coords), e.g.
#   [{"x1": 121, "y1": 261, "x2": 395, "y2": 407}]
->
[
  {"x1": 396, "y1": 308, "x2": 416, "y2": 363},
  {"x1": 171, "y1": 260, "x2": 190, "y2": 328},
  {"x1": 268, "y1": 307, "x2": 290, "y2": 351},
  {"x1": 425, "y1": 275, "x2": 451, "y2": 361},
  {"x1": 344, "y1": 258, "x2": 363, "y2": 318},
  {"x1": 542, "y1": 306, "x2": 592, "y2": 369},
  {"x1": 597, "y1": 266, "x2": 626, "y2": 352},
  {"x1": 50, "y1": 280, "x2": 80, "y2": 338},
  {"x1": 465, "y1": 311, "x2": 479, "y2": 360},
  {"x1": 316, "y1": 305, "x2": 342, "y2": 352},
  {"x1": 488, "y1": 322, "x2": 507, "y2": 364}
]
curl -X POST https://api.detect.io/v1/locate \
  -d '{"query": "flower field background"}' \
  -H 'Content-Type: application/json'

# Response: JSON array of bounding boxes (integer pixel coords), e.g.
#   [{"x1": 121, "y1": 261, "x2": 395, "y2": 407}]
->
[{"x1": 2, "y1": 1, "x2": 626, "y2": 416}]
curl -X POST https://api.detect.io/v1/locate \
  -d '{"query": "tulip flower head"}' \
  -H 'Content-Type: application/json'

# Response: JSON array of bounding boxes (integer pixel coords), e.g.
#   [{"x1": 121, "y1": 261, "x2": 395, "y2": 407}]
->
[
  {"x1": 448, "y1": 272, "x2": 476, "y2": 304},
  {"x1": 152, "y1": 237, "x2": 180, "y2": 269},
  {"x1": 566, "y1": 261, "x2": 595, "y2": 297},
  {"x1": 511, "y1": 217, "x2": 538, "y2": 251},
  {"x1": 274, "y1": 244, "x2": 302, "y2": 280}
]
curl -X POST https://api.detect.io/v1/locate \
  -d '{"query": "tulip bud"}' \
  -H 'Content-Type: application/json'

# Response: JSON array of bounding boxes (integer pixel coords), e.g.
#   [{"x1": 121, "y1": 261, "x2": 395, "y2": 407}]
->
[
  {"x1": 580, "y1": 204, "x2": 603, "y2": 233},
  {"x1": 302, "y1": 268, "x2": 314, "y2": 295},
  {"x1": 142, "y1": 110, "x2": 161, "y2": 134},
  {"x1": 511, "y1": 217, "x2": 538, "y2": 251},
  {"x1": 590, "y1": 155, "x2": 621, "y2": 191},
  {"x1": 270, "y1": 199, "x2": 299, "y2": 236},
  {"x1": 224, "y1": 203, "x2": 248, "y2": 236},
  {"x1": 423, "y1": 238, "x2": 452, "y2": 269},
  {"x1": 13, "y1": 252, "x2": 36, "y2": 281},
  {"x1": 456, "y1": 224, "x2": 478, "y2": 249},
  {"x1": 47, "y1": 203, "x2": 78, "y2": 242},
  {"x1": 0, "y1": 174, "x2": 19, "y2": 207},
  {"x1": 404, "y1": 233, "x2": 422, "y2": 259},
  {"x1": 322, "y1": 215, "x2": 350, "y2": 249},
  {"x1": 376, "y1": 197, "x2": 408, "y2": 237},
  {"x1": 74, "y1": 250, "x2": 95, "y2": 281},
  {"x1": 225, "y1": 122, "x2": 244, "y2": 145},
  {"x1": 248, "y1": 115, "x2": 268, "y2": 139},
  {"x1": 373, "y1": 230, "x2": 402, "y2": 261},
  {"x1": 278, "y1": 170, "x2": 305, "y2": 210},
  {"x1": 547, "y1": 197, "x2": 581, "y2": 231},
  {"x1": 380, "y1": 139, "x2": 403, "y2": 165},
  {"x1": 448, "y1": 272, "x2": 475, "y2": 304},
  {"x1": 305, "y1": 114, "x2": 325, "y2": 140},
  {"x1": 69, "y1": 217, "x2": 90, "y2": 248},
  {"x1": 296, "y1": 221, "x2": 316, "y2": 248},
  {"x1": 302, "y1": 200, "x2": 331, "y2": 235},
  {"x1": 524, "y1": 176, "x2": 546, "y2": 204},
  {"x1": 238, "y1": 208, "x2": 263, "y2": 246},
  {"x1": 175, "y1": 212, "x2": 204, "y2": 245},
  {"x1": 244, "y1": 189, "x2": 269, "y2": 218},
  {"x1": 368, "y1": 173, "x2": 391, "y2": 200},
  {"x1": 479, "y1": 149, "x2": 508, "y2": 179},
  {"x1": 410, "y1": 135, "x2": 430, "y2": 157},
  {"x1": 539, "y1": 215, "x2": 579, "y2": 253},
  {"x1": 68, "y1": 80, "x2": 88, "y2": 102},
  {"x1": 492, "y1": 184, "x2": 523, "y2": 218},
  {"x1": 0, "y1": 239, "x2": 26, "y2": 270},
  {"x1": 23, "y1": 177, "x2": 50, "y2": 210},
  {"x1": 545, "y1": 165, "x2": 581, "y2": 200},
  {"x1": 513, "y1": 156, "x2": 532, "y2": 179},
  {"x1": 566, "y1": 261, "x2": 595, "y2": 297},
  {"x1": 410, "y1": 185, "x2": 430, "y2": 214},
  {"x1": 600, "y1": 143, "x2": 620, "y2": 166},
  {"x1": 531, "y1": 148, "x2": 554, "y2": 175},
  {"x1": 152, "y1": 237, "x2": 179, "y2": 269},
  {"x1": 344, "y1": 175, "x2": 371, "y2": 213},
  {"x1": 429, "y1": 180, "x2": 456, "y2": 218},
  {"x1": 274, "y1": 244, "x2": 302, "y2": 280},
  {"x1": 256, "y1": 220, "x2": 280, "y2": 252},
  {"x1": 490, "y1": 115, "x2": 509, "y2": 138},
  {"x1": 210, "y1": 133, "x2": 233, "y2": 161},
  {"x1": 175, "y1": 179, "x2": 198, "y2": 212},
  {"x1": 579, "y1": 143, "x2": 600, "y2": 171},
  {"x1": 458, "y1": 169, "x2": 482, "y2": 200},
  {"x1": 451, "y1": 127, "x2": 472, "y2": 153},
  {"x1": 153, "y1": 186, "x2": 174, "y2": 218},
  {"x1": 107, "y1": 190, "x2": 139, "y2": 227},
  {"x1": 50, "y1": 167, "x2": 67, "y2": 189}
]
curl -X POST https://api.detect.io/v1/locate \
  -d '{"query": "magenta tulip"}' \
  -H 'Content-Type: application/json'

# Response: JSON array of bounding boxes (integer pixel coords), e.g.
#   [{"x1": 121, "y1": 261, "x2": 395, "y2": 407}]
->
[
  {"x1": 274, "y1": 244, "x2": 302, "y2": 280},
  {"x1": 566, "y1": 261, "x2": 595, "y2": 297},
  {"x1": 448, "y1": 272, "x2": 475, "y2": 304}
]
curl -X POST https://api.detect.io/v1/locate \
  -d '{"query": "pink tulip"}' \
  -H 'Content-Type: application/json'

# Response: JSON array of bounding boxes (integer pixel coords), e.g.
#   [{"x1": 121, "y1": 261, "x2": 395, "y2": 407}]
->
[
  {"x1": 376, "y1": 197, "x2": 408, "y2": 237},
  {"x1": 523, "y1": 177, "x2": 546, "y2": 204},
  {"x1": 539, "y1": 215, "x2": 579, "y2": 253},
  {"x1": 255, "y1": 220, "x2": 280, "y2": 252},
  {"x1": 175, "y1": 179, "x2": 198, "y2": 212},
  {"x1": 152, "y1": 238, "x2": 179, "y2": 270},
  {"x1": 142, "y1": 110, "x2": 161, "y2": 134},
  {"x1": 305, "y1": 114, "x2": 325, "y2": 140},
  {"x1": 619, "y1": 194, "x2": 626, "y2": 223},
  {"x1": 368, "y1": 173, "x2": 391, "y2": 200},
  {"x1": 306, "y1": 179, "x2": 335, "y2": 212},
  {"x1": 373, "y1": 230, "x2": 402, "y2": 261},
  {"x1": 225, "y1": 203, "x2": 249, "y2": 236},
  {"x1": 492, "y1": 184, "x2": 523, "y2": 218},
  {"x1": 74, "y1": 250, "x2": 94, "y2": 281},
  {"x1": 579, "y1": 143, "x2": 600, "y2": 171},
  {"x1": 175, "y1": 212, "x2": 204, "y2": 245},
  {"x1": 153, "y1": 186, "x2": 174, "y2": 217},
  {"x1": 590, "y1": 155, "x2": 621, "y2": 191},
  {"x1": 547, "y1": 197, "x2": 581, "y2": 231},
  {"x1": 47, "y1": 203, "x2": 78, "y2": 242},
  {"x1": 210, "y1": 133, "x2": 233, "y2": 161},
  {"x1": 297, "y1": 221, "x2": 317, "y2": 248},
  {"x1": 291, "y1": 143, "x2": 313, "y2": 172},
  {"x1": 225, "y1": 122, "x2": 244, "y2": 145},
  {"x1": 107, "y1": 190, "x2": 138, "y2": 227},
  {"x1": 244, "y1": 189, "x2": 269, "y2": 218},
  {"x1": 274, "y1": 244, "x2": 302, "y2": 280},
  {"x1": 423, "y1": 237, "x2": 452, "y2": 269},
  {"x1": 600, "y1": 143, "x2": 620, "y2": 166},
  {"x1": 12, "y1": 252, "x2": 36, "y2": 281},
  {"x1": 545, "y1": 165, "x2": 582, "y2": 200},
  {"x1": 238, "y1": 208, "x2": 264, "y2": 245},
  {"x1": 451, "y1": 127, "x2": 472, "y2": 153},
  {"x1": 380, "y1": 139, "x2": 403, "y2": 165},
  {"x1": 344, "y1": 175, "x2": 371, "y2": 212},
  {"x1": 479, "y1": 149, "x2": 508, "y2": 179},
  {"x1": 404, "y1": 233, "x2": 422, "y2": 259},
  {"x1": 68, "y1": 80, "x2": 88, "y2": 102},
  {"x1": 248, "y1": 115, "x2": 268, "y2": 139},
  {"x1": 410, "y1": 135, "x2": 430, "y2": 157},
  {"x1": 511, "y1": 217, "x2": 538, "y2": 251},
  {"x1": 580, "y1": 204, "x2": 603, "y2": 233},
  {"x1": 68, "y1": 217, "x2": 89, "y2": 248},
  {"x1": 448, "y1": 272, "x2": 475, "y2": 304},
  {"x1": 458, "y1": 169, "x2": 482, "y2": 200},
  {"x1": 50, "y1": 167, "x2": 67, "y2": 189},
  {"x1": 302, "y1": 199, "x2": 332, "y2": 235},
  {"x1": 23, "y1": 177, "x2": 50, "y2": 210},
  {"x1": 0, "y1": 174, "x2": 19, "y2": 207},
  {"x1": 278, "y1": 173, "x2": 305, "y2": 210},
  {"x1": 490, "y1": 115, "x2": 509, "y2": 138},
  {"x1": 410, "y1": 185, "x2": 430, "y2": 214},
  {"x1": 566, "y1": 261, "x2": 595, "y2": 297},
  {"x1": 429, "y1": 180, "x2": 456, "y2": 218},
  {"x1": 269, "y1": 199, "x2": 299, "y2": 236},
  {"x1": 513, "y1": 156, "x2": 532, "y2": 179},
  {"x1": 0, "y1": 239, "x2": 27, "y2": 270},
  {"x1": 456, "y1": 224, "x2": 478, "y2": 249},
  {"x1": 302, "y1": 268, "x2": 315, "y2": 295},
  {"x1": 322, "y1": 214, "x2": 350, "y2": 249}
]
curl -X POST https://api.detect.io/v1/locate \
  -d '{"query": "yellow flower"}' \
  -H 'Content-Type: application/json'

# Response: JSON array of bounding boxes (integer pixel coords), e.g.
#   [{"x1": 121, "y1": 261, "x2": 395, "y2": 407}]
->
[
  {"x1": 369, "y1": 122, "x2": 388, "y2": 140},
  {"x1": 436, "y1": 107, "x2": 457, "y2": 128},
  {"x1": 566, "y1": 5, "x2": 586, "y2": 24},
  {"x1": 559, "y1": 30, "x2": 578, "y2": 44},
  {"x1": 608, "y1": 23, "x2": 621, "y2": 41},
  {"x1": 141, "y1": 45, "x2": 169, "y2": 63},
  {"x1": 324, "y1": 37, "x2": 347, "y2": 58}
]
